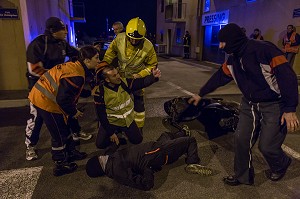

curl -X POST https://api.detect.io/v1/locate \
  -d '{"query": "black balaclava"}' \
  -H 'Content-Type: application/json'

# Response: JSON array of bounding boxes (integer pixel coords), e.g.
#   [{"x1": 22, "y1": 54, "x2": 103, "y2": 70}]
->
[
  {"x1": 218, "y1": 23, "x2": 248, "y2": 55},
  {"x1": 86, "y1": 156, "x2": 105, "y2": 178}
]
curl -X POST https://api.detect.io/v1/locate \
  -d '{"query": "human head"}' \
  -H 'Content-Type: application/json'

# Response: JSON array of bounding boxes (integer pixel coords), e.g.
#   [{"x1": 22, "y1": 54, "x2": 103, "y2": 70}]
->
[
  {"x1": 126, "y1": 17, "x2": 146, "y2": 46},
  {"x1": 253, "y1": 28, "x2": 260, "y2": 36},
  {"x1": 96, "y1": 61, "x2": 121, "y2": 85},
  {"x1": 112, "y1": 21, "x2": 124, "y2": 35},
  {"x1": 45, "y1": 17, "x2": 67, "y2": 40},
  {"x1": 86, "y1": 156, "x2": 105, "y2": 178},
  {"x1": 218, "y1": 23, "x2": 248, "y2": 54},
  {"x1": 79, "y1": 45, "x2": 100, "y2": 69},
  {"x1": 287, "y1": 25, "x2": 294, "y2": 33}
]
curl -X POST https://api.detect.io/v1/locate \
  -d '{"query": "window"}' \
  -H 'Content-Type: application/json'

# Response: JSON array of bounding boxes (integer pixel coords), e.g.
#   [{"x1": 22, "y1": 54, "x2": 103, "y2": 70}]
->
[
  {"x1": 176, "y1": 28, "x2": 182, "y2": 44},
  {"x1": 161, "y1": 0, "x2": 164, "y2": 12}
]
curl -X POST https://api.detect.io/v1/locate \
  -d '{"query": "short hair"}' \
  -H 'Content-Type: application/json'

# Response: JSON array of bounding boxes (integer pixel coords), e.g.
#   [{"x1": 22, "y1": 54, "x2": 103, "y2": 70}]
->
[
  {"x1": 113, "y1": 21, "x2": 123, "y2": 27},
  {"x1": 95, "y1": 61, "x2": 115, "y2": 83},
  {"x1": 78, "y1": 45, "x2": 98, "y2": 62}
]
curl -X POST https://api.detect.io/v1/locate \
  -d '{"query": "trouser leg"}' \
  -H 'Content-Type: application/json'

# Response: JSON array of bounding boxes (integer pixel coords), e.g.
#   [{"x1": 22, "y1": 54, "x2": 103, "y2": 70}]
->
[
  {"x1": 257, "y1": 101, "x2": 290, "y2": 172},
  {"x1": 151, "y1": 136, "x2": 200, "y2": 167},
  {"x1": 96, "y1": 124, "x2": 113, "y2": 149},
  {"x1": 133, "y1": 90, "x2": 145, "y2": 128},
  {"x1": 123, "y1": 121, "x2": 143, "y2": 144},
  {"x1": 234, "y1": 98, "x2": 260, "y2": 184},
  {"x1": 286, "y1": 52, "x2": 296, "y2": 67},
  {"x1": 25, "y1": 102, "x2": 43, "y2": 147},
  {"x1": 35, "y1": 106, "x2": 71, "y2": 162},
  {"x1": 68, "y1": 117, "x2": 81, "y2": 134}
]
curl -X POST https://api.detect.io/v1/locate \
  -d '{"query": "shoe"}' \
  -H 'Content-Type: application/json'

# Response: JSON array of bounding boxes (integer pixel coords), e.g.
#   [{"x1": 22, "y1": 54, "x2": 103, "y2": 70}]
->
[
  {"x1": 223, "y1": 176, "x2": 241, "y2": 186},
  {"x1": 77, "y1": 131, "x2": 93, "y2": 141},
  {"x1": 185, "y1": 164, "x2": 212, "y2": 176},
  {"x1": 68, "y1": 150, "x2": 87, "y2": 161},
  {"x1": 265, "y1": 158, "x2": 292, "y2": 181},
  {"x1": 26, "y1": 146, "x2": 38, "y2": 161},
  {"x1": 53, "y1": 161, "x2": 78, "y2": 176}
]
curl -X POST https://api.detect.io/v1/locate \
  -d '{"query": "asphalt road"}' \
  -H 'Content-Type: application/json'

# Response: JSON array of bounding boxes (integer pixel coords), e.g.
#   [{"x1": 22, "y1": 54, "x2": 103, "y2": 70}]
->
[{"x1": 1, "y1": 58, "x2": 300, "y2": 199}]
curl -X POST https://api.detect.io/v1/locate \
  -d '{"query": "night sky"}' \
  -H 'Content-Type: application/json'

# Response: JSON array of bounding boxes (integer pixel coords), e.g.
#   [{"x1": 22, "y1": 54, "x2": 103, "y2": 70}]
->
[{"x1": 73, "y1": 0, "x2": 157, "y2": 39}]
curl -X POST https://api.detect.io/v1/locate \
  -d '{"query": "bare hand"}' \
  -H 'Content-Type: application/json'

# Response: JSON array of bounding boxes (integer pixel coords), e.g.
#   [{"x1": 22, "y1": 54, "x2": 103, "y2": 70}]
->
[
  {"x1": 132, "y1": 74, "x2": 142, "y2": 79},
  {"x1": 73, "y1": 110, "x2": 83, "y2": 119},
  {"x1": 110, "y1": 133, "x2": 120, "y2": 145},
  {"x1": 152, "y1": 68, "x2": 161, "y2": 78},
  {"x1": 281, "y1": 112, "x2": 300, "y2": 132},
  {"x1": 188, "y1": 94, "x2": 202, "y2": 106}
]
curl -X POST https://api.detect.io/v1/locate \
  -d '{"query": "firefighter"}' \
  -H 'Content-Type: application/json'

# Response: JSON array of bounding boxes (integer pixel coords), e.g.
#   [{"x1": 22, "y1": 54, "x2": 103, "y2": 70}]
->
[
  {"x1": 28, "y1": 45, "x2": 100, "y2": 176},
  {"x1": 93, "y1": 61, "x2": 160, "y2": 152},
  {"x1": 103, "y1": 17, "x2": 158, "y2": 133}
]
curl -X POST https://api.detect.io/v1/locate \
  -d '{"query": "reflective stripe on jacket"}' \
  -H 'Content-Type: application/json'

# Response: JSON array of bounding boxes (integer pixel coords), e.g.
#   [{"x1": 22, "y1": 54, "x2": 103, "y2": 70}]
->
[
  {"x1": 104, "y1": 78, "x2": 134, "y2": 127},
  {"x1": 103, "y1": 32, "x2": 157, "y2": 78},
  {"x1": 283, "y1": 32, "x2": 299, "y2": 53},
  {"x1": 28, "y1": 61, "x2": 85, "y2": 114}
]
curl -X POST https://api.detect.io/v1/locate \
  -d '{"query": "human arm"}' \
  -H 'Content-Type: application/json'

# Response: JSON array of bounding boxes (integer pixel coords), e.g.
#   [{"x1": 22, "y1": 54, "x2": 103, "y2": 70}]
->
[
  {"x1": 264, "y1": 43, "x2": 299, "y2": 131},
  {"x1": 26, "y1": 39, "x2": 48, "y2": 77},
  {"x1": 65, "y1": 43, "x2": 80, "y2": 60},
  {"x1": 103, "y1": 39, "x2": 118, "y2": 64},
  {"x1": 189, "y1": 62, "x2": 233, "y2": 106},
  {"x1": 127, "y1": 68, "x2": 161, "y2": 91},
  {"x1": 291, "y1": 33, "x2": 300, "y2": 46},
  {"x1": 93, "y1": 86, "x2": 116, "y2": 137},
  {"x1": 136, "y1": 46, "x2": 158, "y2": 78},
  {"x1": 56, "y1": 76, "x2": 84, "y2": 118}
]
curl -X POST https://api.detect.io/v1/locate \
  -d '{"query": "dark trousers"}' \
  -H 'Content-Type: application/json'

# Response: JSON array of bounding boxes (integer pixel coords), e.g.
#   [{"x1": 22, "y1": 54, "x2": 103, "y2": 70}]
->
[
  {"x1": 68, "y1": 117, "x2": 81, "y2": 134},
  {"x1": 183, "y1": 46, "x2": 190, "y2": 58},
  {"x1": 96, "y1": 121, "x2": 143, "y2": 149},
  {"x1": 149, "y1": 131, "x2": 200, "y2": 168},
  {"x1": 285, "y1": 52, "x2": 296, "y2": 67},
  {"x1": 25, "y1": 102, "x2": 44, "y2": 147},
  {"x1": 234, "y1": 97, "x2": 290, "y2": 184},
  {"x1": 35, "y1": 106, "x2": 76, "y2": 162}
]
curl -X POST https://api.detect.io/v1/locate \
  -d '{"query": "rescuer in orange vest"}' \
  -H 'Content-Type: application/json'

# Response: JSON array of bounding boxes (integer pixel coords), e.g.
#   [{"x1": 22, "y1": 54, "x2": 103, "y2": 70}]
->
[
  {"x1": 282, "y1": 25, "x2": 300, "y2": 67},
  {"x1": 28, "y1": 45, "x2": 100, "y2": 176}
]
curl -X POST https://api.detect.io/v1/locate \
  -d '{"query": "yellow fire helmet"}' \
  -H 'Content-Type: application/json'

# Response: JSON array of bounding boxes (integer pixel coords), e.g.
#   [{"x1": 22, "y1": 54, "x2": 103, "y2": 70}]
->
[{"x1": 126, "y1": 17, "x2": 146, "y2": 40}]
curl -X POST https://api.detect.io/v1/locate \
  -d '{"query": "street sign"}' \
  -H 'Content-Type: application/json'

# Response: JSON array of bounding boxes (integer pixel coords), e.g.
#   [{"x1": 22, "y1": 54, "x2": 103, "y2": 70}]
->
[
  {"x1": 0, "y1": 8, "x2": 19, "y2": 19},
  {"x1": 293, "y1": 8, "x2": 300, "y2": 18}
]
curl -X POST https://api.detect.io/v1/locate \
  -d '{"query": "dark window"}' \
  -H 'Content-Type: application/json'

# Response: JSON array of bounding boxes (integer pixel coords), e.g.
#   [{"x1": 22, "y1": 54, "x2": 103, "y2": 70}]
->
[
  {"x1": 176, "y1": 28, "x2": 182, "y2": 44},
  {"x1": 161, "y1": 0, "x2": 164, "y2": 12}
]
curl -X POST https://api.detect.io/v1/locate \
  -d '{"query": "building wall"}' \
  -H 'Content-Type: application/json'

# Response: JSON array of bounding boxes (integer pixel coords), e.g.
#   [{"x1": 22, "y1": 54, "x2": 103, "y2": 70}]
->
[
  {"x1": 0, "y1": 0, "x2": 74, "y2": 90},
  {"x1": 157, "y1": 0, "x2": 300, "y2": 73},
  {"x1": 209, "y1": 0, "x2": 300, "y2": 73}
]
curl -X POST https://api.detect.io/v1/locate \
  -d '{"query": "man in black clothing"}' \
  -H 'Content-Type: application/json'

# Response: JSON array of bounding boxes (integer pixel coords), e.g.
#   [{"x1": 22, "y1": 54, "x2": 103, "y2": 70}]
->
[
  {"x1": 183, "y1": 31, "x2": 191, "y2": 59},
  {"x1": 86, "y1": 130, "x2": 212, "y2": 191},
  {"x1": 93, "y1": 62, "x2": 160, "y2": 150},
  {"x1": 189, "y1": 23, "x2": 299, "y2": 186}
]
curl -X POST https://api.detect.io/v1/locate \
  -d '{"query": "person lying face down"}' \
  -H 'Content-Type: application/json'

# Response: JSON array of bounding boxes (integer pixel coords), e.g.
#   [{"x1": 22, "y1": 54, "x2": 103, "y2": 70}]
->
[{"x1": 86, "y1": 131, "x2": 212, "y2": 191}]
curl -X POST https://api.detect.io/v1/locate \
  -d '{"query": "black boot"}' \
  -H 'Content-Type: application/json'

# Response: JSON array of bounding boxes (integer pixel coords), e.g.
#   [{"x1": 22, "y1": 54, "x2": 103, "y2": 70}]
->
[
  {"x1": 68, "y1": 150, "x2": 87, "y2": 161},
  {"x1": 53, "y1": 161, "x2": 78, "y2": 176}
]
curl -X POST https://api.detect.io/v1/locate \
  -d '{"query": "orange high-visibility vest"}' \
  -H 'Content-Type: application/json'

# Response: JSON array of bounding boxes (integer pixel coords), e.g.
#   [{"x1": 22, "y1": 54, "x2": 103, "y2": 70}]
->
[
  {"x1": 28, "y1": 61, "x2": 85, "y2": 115},
  {"x1": 283, "y1": 32, "x2": 299, "y2": 53}
]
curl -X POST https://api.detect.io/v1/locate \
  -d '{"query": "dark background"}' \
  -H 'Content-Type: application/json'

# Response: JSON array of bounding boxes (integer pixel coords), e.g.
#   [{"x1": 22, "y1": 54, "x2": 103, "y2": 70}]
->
[{"x1": 73, "y1": 0, "x2": 157, "y2": 40}]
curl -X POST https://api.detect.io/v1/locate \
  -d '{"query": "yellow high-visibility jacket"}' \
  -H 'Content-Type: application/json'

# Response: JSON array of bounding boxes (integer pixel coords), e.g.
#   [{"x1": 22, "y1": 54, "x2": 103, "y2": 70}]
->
[{"x1": 103, "y1": 32, "x2": 158, "y2": 78}]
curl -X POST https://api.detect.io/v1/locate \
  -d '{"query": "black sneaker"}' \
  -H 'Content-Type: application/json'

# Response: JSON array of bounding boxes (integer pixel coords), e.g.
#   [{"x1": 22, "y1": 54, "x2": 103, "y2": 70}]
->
[
  {"x1": 53, "y1": 162, "x2": 78, "y2": 176},
  {"x1": 68, "y1": 150, "x2": 87, "y2": 161}
]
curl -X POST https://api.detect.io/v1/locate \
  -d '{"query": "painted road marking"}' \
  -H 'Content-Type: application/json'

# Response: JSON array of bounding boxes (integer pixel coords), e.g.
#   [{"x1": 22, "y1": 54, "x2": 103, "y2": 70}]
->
[
  {"x1": 166, "y1": 82, "x2": 194, "y2": 96},
  {"x1": 0, "y1": 166, "x2": 43, "y2": 199}
]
